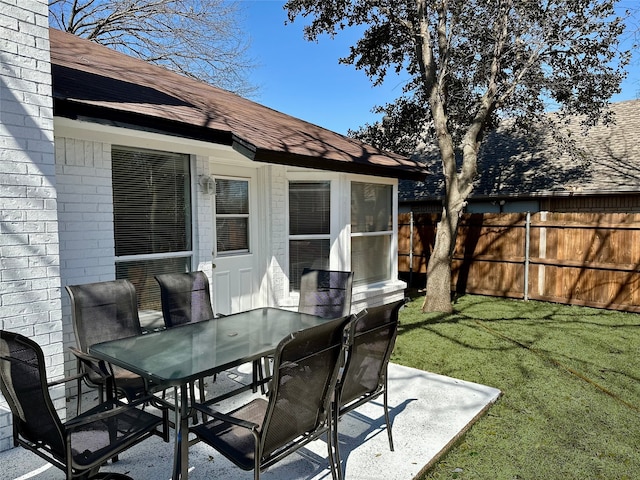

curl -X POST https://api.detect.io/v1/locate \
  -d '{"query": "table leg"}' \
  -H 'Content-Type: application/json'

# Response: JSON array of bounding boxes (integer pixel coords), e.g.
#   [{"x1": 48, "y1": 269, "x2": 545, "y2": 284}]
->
[{"x1": 172, "y1": 385, "x2": 190, "y2": 480}]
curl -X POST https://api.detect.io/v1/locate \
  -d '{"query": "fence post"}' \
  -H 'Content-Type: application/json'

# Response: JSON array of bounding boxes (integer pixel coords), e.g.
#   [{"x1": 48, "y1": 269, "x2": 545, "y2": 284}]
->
[
  {"x1": 524, "y1": 212, "x2": 531, "y2": 301},
  {"x1": 409, "y1": 211, "x2": 414, "y2": 286}
]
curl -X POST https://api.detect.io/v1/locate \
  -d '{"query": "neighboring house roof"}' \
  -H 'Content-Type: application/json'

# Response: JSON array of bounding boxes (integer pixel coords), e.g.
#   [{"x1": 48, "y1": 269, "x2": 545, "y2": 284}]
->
[
  {"x1": 400, "y1": 99, "x2": 640, "y2": 202},
  {"x1": 49, "y1": 28, "x2": 427, "y2": 181}
]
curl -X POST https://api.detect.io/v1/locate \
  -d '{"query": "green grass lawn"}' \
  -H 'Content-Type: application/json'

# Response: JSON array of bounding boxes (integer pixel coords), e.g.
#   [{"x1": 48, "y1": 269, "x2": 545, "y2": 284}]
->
[{"x1": 393, "y1": 294, "x2": 640, "y2": 480}]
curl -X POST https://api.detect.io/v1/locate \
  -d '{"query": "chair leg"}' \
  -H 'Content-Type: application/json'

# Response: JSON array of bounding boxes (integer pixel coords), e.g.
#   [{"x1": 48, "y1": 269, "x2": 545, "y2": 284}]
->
[
  {"x1": 259, "y1": 356, "x2": 273, "y2": 394},
  {"x1": 189, "y1": 383, "x2": 199, "y2": 424},
  {"x1": 332, "y1": 402, "x2": 344, "y2": 480},
  {"x1": 198, "y1": 378, "x2": 206, "y2": 403},
  {"x1": 253, "y1": 359, "x2": 267, "y2": 394},
  {"x1": 76, "y1": 375, "x2": 83, "y2": 417},
  {"x1": 253, "y1": 433, "x2": 261, "y2": 480},
  {"x1": 197, "y1": 378, "x2": 208, "y2": 422},
  {"x1": 328, "y1": 405, "x2": 340, "y2": 480},
  {"x1": 383, "y1": 387, "x2": 394, "y2": 451}
]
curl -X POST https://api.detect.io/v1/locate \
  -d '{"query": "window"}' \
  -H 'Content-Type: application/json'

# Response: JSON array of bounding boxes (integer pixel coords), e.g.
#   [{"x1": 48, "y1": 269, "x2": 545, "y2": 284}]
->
[
  {"x1": 351, "y1": 182, "x2": 393, "y2": 285},
  {"x1": 215, "y1": 178, "x2": 249, "y2": 255},
  {"x1": 288, "y1": 181, "x2": 331, "y2": 290},
  {"x1": 112, "y1": 146, "x2": 192, "y2": 311}
]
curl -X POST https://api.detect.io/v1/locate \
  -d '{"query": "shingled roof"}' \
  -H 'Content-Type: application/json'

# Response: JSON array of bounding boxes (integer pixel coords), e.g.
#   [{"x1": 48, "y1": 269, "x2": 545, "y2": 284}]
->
[
  {"x1": 49, "y1": 28, "x2": 427, "y2": 181},
  {"x1": 400, "y1": 99, "x2": 640, "y2": 201}
]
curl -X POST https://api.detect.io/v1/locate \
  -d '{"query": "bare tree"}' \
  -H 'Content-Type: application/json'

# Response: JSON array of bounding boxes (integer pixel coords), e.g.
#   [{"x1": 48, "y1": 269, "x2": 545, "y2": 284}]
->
[
  {"x1": 49, "y1": 0, "x2": 256, "y2": 95},
  {"x1": 285, "y1": 0, "x2": 631, "y2": 313}
]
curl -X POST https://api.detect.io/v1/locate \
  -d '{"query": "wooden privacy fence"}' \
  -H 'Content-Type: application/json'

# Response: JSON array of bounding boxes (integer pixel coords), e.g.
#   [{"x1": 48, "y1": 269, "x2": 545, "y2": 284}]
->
[{"x1": 399, "y1": 212, "x2": 640, "y2": 313}]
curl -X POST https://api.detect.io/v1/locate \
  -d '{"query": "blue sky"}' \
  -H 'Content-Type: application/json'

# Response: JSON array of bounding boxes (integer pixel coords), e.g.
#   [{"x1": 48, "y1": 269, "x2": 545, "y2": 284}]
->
[
  {"x1": 243, "y1": 1, "x2": 639, "y2": 136},
  {"x1": 242, "y1": 1, "x2": 409, "y2": 135}
]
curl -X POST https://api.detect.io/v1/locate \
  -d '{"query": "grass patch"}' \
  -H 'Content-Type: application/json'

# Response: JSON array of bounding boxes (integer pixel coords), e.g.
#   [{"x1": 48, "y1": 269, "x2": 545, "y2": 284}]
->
[{"x1": 393, "y1": 294, "x2": 640, "y2": 480}]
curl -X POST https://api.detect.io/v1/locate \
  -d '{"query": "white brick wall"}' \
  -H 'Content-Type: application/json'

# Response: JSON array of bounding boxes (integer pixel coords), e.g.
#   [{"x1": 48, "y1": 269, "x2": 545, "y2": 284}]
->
[
  {"x1": 194, "y1": 154, "x2": 214, "y2": 279},
  {"x1": 55, "y1": 137, "x2": 116, "y2": 383},
  {"x1": 0, "y1": 0, "x2": 61, "y2": 450},
  {"x1": 268, "y1": 165, "x2": 288, "y2": 305}
]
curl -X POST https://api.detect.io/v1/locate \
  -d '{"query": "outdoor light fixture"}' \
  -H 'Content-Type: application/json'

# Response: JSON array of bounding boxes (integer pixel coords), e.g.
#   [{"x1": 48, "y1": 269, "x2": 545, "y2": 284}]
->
[{"x1": 198, "y1": 175, "x2": 215, "y2": 195}]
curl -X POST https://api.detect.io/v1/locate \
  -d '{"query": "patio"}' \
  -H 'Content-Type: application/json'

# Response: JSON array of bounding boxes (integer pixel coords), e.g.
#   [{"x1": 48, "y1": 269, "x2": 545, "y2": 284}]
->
[{"x1": 2, "y1": 362, "x2": 500, "y2": 480}]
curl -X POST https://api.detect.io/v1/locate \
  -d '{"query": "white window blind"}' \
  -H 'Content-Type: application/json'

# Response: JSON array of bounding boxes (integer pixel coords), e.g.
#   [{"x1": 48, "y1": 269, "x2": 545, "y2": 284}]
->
[
  {"x1": 351, "y1": 182, "x2": 393, "y2": 285},
  {"x1": 215, "y1": 178, "x2": 249, "y2": 254},
  {"x1": 112, "y1": 146, "x2": 192, "y2": 310},
  {"x1": 288, "y1": 181, "x2": 331, "y2": 290}
]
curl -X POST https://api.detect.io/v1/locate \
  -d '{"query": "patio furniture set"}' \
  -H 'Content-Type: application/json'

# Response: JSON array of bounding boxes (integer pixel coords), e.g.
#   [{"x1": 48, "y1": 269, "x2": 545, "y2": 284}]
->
[{"x1": 0, "y1": 269, "x2": 404, "y2": 480}]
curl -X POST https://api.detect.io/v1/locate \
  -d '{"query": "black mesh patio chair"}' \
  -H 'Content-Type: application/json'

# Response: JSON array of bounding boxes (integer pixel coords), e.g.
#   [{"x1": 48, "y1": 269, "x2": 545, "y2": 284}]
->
[
  {"x1": 66, "y1": 280, "x2": 158, "y2": 415},
  {"x1": 298, "y1": 269, "x2": 354, "y2": 318},
  {"x1": 155, "y1": 271, "x2": 215, "y2": 328},
  {"x1": 154, "y1": 271, "x2": 219, "y2": 408},
  {"x1": 0, "y1": 330, "x2": 168, "y2": 480},
  {"x1": 189, "y1": 314, "x2": 351, "y2": 480},
  {"x1": 258, "y1": 269, "x2": 354, "y2": 391},
  {"x1": 155, "y1": 271, "x2": 265, "y2": 396},
  {"x1": 332, "y1": 299, "x2": 405, "y2": 480},
  {"x1": 260, "y1": 268, "x2": 355, "y2": 391}
]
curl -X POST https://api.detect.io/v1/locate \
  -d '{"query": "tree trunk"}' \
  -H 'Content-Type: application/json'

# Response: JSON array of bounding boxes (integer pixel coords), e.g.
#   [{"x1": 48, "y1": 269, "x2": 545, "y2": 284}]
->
[{"x1": 421, "y1": 205, "x2": 462, "y2": 313}]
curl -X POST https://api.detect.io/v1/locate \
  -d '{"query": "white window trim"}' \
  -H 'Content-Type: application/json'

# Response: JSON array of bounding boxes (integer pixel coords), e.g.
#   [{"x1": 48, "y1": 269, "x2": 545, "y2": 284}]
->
[
  {"x1": 348, "y1": 175, "x2": 399, "y2": 287},
  {"x1": 213, "y1": 175, "x2": 252, "y2": 258},
  {"x1": 285, "y1": 172, "x2": 401, "y2": 297},
  {"x1": 112, "y1": 147, "x2": 195, "y2": 269}
]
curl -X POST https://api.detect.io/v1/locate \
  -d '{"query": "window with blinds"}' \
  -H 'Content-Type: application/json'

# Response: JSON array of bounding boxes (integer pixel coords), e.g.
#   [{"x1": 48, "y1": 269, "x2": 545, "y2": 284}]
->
[
  {"x1": 351, "y1": 182, "x2": 393, "y2": 286},
  {"x1": 112, "y1": 146, "x2": 192, "y2": 311},
  {"x1": 215, "y1": 178, "x2": 249, "y2": 254},
  {"x1": 288, "y1": 181, "x2": 331, "y2": 291}
]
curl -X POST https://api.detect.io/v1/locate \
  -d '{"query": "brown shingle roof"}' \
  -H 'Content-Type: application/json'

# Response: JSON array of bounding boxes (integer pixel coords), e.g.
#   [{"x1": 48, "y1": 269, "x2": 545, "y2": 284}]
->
[
  {"x1": 400, "y1": 99, "x2": 640, "y2": 201},
  {"x1": 49, "y1": 28, "x2": 427, "y2": 180}
]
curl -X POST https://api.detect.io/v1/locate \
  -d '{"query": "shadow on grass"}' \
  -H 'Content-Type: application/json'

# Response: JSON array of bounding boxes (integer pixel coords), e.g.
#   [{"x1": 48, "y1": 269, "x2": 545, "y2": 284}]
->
[
  {"x1": 401, "y1": 292, "x2": 640, "y2": 330},
  {"x1": 397, "y1": 293, "x2": 640, "y2": 414}
]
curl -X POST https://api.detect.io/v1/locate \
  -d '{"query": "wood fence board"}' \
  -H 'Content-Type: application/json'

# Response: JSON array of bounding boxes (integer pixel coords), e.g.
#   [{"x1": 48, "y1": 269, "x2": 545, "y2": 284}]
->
[
  {"x1": 399, "y1": 211, "x2": 640, "y2": 312},
  {"x1": 452, "y1": 259, "x2": 524, "y2": 298}
]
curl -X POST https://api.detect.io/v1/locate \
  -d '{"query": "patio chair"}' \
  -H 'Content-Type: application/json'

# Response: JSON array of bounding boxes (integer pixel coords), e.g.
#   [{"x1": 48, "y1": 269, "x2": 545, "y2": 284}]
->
[
  {"x1": 66, "y1": 280, "x2": 158, "y2": 415},
  {"x1": 155, "y1": 271, "x2": 215, "y2": 327},
  {"x1": 155, "y1": 271, "x2": 266, "y2": 397},
  {"x1": 189, "y1": 314, "x2": 351, "y2": 480},
  {"x1": 154, "y1": 271, "x2": 218, "y2": 407},
  {"x1": 0, "y1": 330, "x2": 168, "y2": 480},
  {"x1": 259, "y1": 267, "x2": 355, "y2": 390},
  {"x1": 331, "y1": 299, "x2": 405, "y2": 480},
  {"x1": 298, "y1": 268, "x2": 354, "y2": 318}
]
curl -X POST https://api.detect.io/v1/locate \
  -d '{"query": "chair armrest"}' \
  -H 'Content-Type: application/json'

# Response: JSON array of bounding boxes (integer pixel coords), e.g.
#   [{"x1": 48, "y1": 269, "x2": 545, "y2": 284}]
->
[
  {"x1": 191, "y1": 402, "x2": 259, "y2": 431},
  {"x1": 47, "y1": 371, "x2": 87, "y2": 387},
  {"x1": 69, "y1": 346, "x2": 112, "y2": 379},
  {"x1": 64, "y1": 395, "x2": 159, "y2": 429}
]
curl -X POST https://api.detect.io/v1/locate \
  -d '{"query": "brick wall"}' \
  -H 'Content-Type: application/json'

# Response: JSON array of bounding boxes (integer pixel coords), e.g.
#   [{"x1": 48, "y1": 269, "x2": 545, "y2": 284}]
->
[
  {"x1": 0, "y1": 0, "x2": 63, "y2": 450},
  {"x1": 55, "y1": 137, "x2": 116, "y2": 383},
  {"x1": 268, "y1": 165, "x2": 288, "y2": 306},
  {"x1": 194, "y1": 154, "x2": 214, "y2": 280}
]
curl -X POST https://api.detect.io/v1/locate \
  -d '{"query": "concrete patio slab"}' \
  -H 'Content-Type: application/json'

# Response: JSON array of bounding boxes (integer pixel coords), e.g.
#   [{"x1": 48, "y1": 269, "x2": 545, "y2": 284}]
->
[{"x1": 2, "y1": 363, "x2": 501, "y2": 480}]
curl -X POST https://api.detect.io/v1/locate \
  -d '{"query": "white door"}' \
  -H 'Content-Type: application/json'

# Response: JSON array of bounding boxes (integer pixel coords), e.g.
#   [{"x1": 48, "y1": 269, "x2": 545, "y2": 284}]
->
[{"x1": 210, "y1": 167, "x2": 259, "y2": 315}]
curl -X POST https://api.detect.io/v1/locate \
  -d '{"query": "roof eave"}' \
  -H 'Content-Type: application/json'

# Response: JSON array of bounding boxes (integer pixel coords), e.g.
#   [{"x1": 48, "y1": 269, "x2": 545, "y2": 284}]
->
[
  {"x1": 54, "y1": 98, "x2": 428, "y2": 181},
  {"x1": 53, "y1": 98, "x2": 234, "y2": 146},
  {"x1": 252, "y1": 147, "x2": 428, "y2": 181}
]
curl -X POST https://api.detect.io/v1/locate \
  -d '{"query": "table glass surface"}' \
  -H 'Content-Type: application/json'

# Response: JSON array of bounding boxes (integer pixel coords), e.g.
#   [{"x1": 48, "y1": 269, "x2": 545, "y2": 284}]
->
[{"x1": 89, "y1": 307, "x2": 329, "y2": 386}]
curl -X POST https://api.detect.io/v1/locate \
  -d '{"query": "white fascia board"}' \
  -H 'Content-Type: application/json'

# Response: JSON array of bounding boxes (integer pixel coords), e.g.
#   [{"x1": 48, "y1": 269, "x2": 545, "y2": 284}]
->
[{"x1": 53, "y1": 116, "x2": 254, "y2": 166}]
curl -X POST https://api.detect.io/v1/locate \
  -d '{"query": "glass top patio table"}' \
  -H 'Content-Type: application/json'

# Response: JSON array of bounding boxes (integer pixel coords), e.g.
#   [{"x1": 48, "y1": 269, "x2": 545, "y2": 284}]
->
[
  {"x1": 89, "y1": 307, "x2": 331, "y2": 387},
  {"x1": 89, "y1": 307, "x2": 333, "y2": 480}
]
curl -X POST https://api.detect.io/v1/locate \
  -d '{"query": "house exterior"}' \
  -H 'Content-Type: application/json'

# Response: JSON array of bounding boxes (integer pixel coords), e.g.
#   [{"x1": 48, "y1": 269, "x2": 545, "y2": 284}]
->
[
  {"x1": 0, "y1": 0, "x2": 426, "y2": 451},
  {"x1": 400, "y1": 99, "x2": 640, "y2": 214}
]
